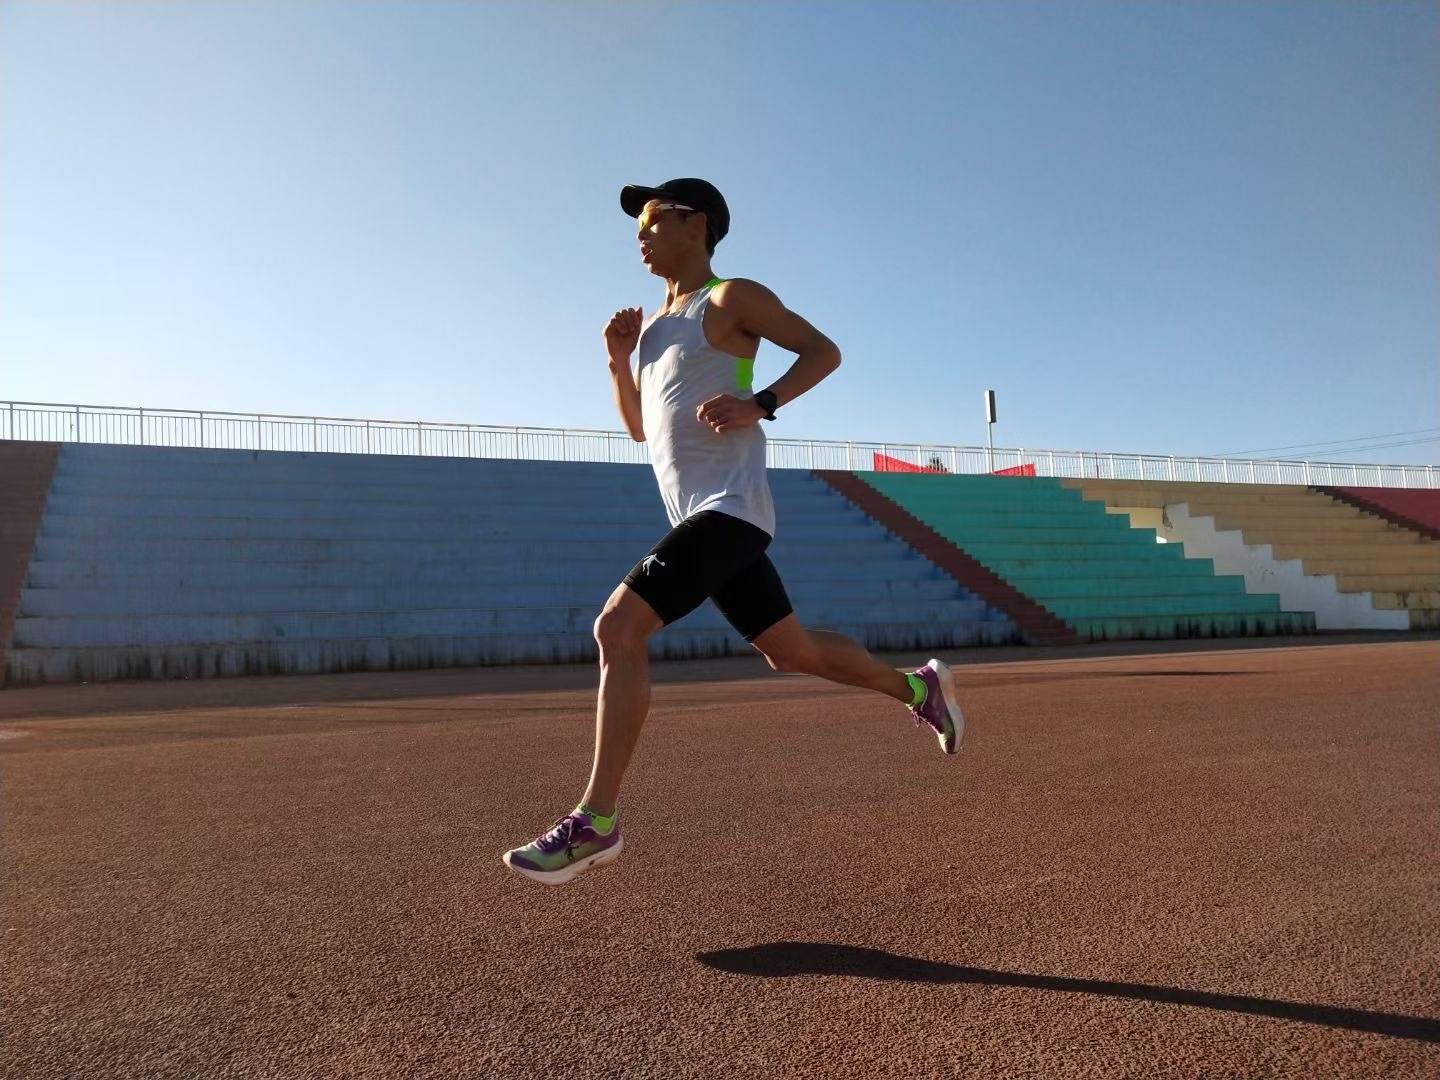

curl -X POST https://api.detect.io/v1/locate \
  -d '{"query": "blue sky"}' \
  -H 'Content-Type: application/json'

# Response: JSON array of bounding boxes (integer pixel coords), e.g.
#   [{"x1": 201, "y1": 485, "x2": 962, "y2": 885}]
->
[{"x1": 2, "y1": 1, "x2": 1436, "y2": 464}]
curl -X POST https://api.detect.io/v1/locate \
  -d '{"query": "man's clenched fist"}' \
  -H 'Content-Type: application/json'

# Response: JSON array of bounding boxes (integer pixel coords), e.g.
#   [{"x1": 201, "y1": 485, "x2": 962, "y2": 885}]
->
[
  {"x1": 697, "y1": 394, "x2": 764, "y2": 435},
  {"x1": 605, "y1": 307, "x2": 643, "y2": 364}
]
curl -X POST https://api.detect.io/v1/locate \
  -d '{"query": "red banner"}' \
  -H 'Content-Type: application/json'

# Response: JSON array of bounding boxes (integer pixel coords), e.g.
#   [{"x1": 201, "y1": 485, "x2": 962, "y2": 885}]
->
[
  {"x1": 872, "y1": 452, "x2": 946, "y2": 473},
  {"x1": 871, "y1": 452, "x2": 1035, "y2": 477}
]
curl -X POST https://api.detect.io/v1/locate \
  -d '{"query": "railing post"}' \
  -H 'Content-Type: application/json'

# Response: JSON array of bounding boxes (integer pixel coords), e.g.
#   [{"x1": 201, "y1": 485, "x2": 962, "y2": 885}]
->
[
  {"x1": 1105, "y1": 453, "x2": 1114, "y2": 479},
  {"x1": 846, "y1": 441, "x2": 854, "y2": 471},
  {"x1": 199, "y1": 411, "x2": 205, "y2": 448},
  {"x1": 311, "y1": 416, "x2": 318, "y2": 452},
  {"x1": 514, "y1": 426, "x2": 521, "y2": 459},
  {"x1": 8, "y1": 400, "x2": 13, "y2": 440},
  {"x1": 135, "y1": 406, "x2": 141, "y2": 446},
  {"x1": 1166, "y1": 455, "x2": 1175, "y2": 481},
  {"x1": 1249, "y1": 458, "x2": 1257, "y2": 483},
  {"x1": 365, "y1": 420, "x2": 371, "y2": 454},
  {"x1": 417, "y1": 422, "x2": 424, "y2": 456}
]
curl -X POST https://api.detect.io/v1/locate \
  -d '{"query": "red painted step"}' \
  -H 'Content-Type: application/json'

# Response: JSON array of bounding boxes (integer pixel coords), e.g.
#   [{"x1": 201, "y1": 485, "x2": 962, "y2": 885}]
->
[
  {"x1": 0, "y1": 441, "x2": 61, "y2": 685},
  {"x1": 1316, "y1": 486, "x2": 1440, "y2": 542}
]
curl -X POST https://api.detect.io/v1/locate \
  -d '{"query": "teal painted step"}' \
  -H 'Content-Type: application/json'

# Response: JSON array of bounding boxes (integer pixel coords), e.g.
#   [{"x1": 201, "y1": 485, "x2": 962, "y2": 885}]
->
[
  {"x1": 1003, "y1": 575, "x2": 1247, "y2": 599},
  {"x1": 1065, "y1": 612, "x2": 1315, "y2": 641},
  {"x1": 860, "y1": 472, "x2": 1313, "y2": 640},
  {"x1": 1045, "y1": 594, "x2": 1282, "y2": 620},
  {"x1": 993, "y1": 556, "x2": 1223, "y2": 578}
]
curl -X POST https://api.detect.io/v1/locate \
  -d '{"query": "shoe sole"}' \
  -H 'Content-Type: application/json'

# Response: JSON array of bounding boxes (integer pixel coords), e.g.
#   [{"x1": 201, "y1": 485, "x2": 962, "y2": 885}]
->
[
  {"x1": 502, "y1": 835, "x2": 625, "y2": 886},
  {"x1": 926, "y1": 658, "x2": 966, "y2": 754}
]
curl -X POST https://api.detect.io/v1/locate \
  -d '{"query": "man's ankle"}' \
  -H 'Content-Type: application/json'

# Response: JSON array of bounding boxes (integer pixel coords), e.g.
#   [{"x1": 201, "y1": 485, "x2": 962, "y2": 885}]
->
[{"x1": 577, "y1": 802, "x2": 618, "y2": 833}]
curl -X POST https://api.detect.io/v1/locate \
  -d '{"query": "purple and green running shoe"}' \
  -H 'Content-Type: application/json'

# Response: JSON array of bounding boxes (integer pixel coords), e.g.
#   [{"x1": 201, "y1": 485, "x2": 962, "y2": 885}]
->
[
  {"x1": 910, "y1": 658, "x2": 965, "y2": 754},
  {"x1": 502, "y1": 810, "x2": 624, "y2": 886}
]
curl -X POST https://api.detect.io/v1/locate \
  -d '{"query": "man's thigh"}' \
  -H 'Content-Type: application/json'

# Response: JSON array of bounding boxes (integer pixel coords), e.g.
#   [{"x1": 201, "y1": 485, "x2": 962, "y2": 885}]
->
[
  {"x1": 711, "y1": 553, "x2": 794, "y2": 643},
  {"x1": 621, "y1": 512, "x2": 769, "y2": 628}
]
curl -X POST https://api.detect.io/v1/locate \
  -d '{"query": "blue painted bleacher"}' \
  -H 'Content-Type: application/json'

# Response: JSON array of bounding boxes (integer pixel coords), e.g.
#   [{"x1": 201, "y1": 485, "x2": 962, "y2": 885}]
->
[{"x1": 8, "y1": 445, "x2": 1016, "y2": 683}]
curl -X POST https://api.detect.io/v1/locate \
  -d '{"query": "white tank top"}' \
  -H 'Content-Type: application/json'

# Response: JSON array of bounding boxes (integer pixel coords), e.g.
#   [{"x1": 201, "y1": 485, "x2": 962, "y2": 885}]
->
[{"x1": 636, "y1": 278, "x2": 776, "y2": 536}]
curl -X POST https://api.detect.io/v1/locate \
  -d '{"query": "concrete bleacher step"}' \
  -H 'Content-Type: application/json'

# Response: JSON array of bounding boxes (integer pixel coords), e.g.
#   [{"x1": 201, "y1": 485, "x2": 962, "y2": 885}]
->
[
  {"x1": 46, "y1": 476, "x2": 853, "y2": 506},
  {"x1": 1045, "y1": 594, "x2": 1282, "y2": 619},
  {"x1": 1002, "y1": 575, "x2": 1247, "y2": 599},
  {"x1": 1209, "y1": 512, "x2": 1399, "y2": 535},
  {"x1": 1269, "y1": 545, "x2": 1440, "y2": 567},
  {"x1": 24, "y1": 550, "x2": 942, "y2": 589},
  {"x1": 1301, "y1": 554, "x2": 1440, "y2": 575},
  {"x1": 1369, "y1": 590, "x2": 1440, "y2": 610},
  {"x1": 37, "y1": 515, "x2": 893, "y2": 544},
  {"x1": 9, "y1": 614, "x2": 1021, "y2": 684},
  {"x1": 19, "y1": 576, "x2": 964, "y2": 617},
  {"x1": 1333, "y1": 572, "x2": 1440, "y2": 593},
  {"x1": 1063, "y1": 612, "x2": 1315, "y2": 640},
  {"x1": 15, "y1": 594, "x2": 997, "y2": 648},
  {"x1": 33, "y1": 535, "x2": 914, "y2": 564}
]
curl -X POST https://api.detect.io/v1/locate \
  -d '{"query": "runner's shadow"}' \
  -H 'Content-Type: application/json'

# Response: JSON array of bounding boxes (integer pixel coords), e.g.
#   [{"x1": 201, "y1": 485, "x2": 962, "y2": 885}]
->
[{"x1": 695, "y1": 942, "x2": 1440, "y2": 1044}]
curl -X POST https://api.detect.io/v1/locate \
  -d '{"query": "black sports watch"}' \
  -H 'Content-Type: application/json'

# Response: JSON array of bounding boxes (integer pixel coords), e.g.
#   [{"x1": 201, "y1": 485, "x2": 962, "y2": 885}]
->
[{"x1": 753, "y1": 388, "x2": 778, "y2": 421}]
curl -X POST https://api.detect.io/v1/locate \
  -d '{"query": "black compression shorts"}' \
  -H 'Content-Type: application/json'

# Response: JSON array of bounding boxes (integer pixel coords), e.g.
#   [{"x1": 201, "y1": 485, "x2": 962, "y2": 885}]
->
[{"x1": 622, "y1": 510, "x2": 794, "y2": 642}]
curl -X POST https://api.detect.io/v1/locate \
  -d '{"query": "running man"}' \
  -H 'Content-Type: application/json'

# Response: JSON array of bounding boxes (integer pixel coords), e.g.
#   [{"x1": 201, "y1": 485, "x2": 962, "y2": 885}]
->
[{"x1": 502, "y1": 178, "x2": 965, "y2": 885}]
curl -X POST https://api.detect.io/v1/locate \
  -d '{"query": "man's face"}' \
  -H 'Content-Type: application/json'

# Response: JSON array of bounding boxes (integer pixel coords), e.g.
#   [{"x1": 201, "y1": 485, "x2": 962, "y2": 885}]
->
[{"x1": 636, "y1": 199, "x2": 703, "y2": 274}]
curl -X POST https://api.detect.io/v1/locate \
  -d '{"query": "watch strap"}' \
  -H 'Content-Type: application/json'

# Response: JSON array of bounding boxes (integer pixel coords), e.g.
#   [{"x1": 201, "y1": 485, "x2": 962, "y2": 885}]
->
[{"x1": 754, "y1": 389, "x2": 778, "y2": 421}]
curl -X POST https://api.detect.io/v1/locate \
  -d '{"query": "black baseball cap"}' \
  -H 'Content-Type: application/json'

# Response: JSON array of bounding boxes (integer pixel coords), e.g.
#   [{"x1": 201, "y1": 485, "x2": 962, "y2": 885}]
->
[{"x1": 620, "y1": 178, "x2": 730, "y2": 247}]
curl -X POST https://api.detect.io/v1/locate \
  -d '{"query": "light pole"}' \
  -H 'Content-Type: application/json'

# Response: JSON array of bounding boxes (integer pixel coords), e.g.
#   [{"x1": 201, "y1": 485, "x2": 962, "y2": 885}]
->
[{"x1": 984, "y1": 389, "x2": 997, "y2": 473}]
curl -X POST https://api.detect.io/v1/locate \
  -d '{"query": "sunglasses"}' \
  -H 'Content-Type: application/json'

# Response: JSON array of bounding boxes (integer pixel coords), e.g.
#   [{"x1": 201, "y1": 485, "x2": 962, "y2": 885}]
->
[{"x1": 636, "y1": 203, "x2": 696, "y2": 236}]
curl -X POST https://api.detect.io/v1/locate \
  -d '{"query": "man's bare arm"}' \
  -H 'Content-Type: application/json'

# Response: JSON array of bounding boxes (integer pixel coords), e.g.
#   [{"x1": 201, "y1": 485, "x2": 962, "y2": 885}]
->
[
  {"x1": 696, "y1": 281, "x2": 841, "y2": 434},
  {"x1": 604, "y1": 307, "x2": 646, "y2": 441}
]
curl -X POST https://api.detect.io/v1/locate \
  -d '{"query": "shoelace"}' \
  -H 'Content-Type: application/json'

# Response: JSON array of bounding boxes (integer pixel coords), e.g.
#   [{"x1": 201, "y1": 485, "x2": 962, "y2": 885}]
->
[
  {"x1": 534, "y1": 814, "x2": 583, "y2": 855},
  {"x1": 910, "y1": 682, "x2": 937, "y2": 729}
]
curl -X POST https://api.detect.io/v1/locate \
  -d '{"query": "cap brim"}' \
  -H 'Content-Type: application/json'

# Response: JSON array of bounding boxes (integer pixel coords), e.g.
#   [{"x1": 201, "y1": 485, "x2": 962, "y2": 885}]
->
[{"x1": 620, "y1": 185, "x2": 670, "y2": 218}]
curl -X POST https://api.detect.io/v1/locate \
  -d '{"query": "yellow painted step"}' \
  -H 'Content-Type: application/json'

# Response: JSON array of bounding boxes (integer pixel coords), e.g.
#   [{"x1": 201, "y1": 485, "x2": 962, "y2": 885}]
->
[
  {"x1": 1307, "y1": 561, "x2": 1440, "y2": 578},
  {"x1": 1336, "y1": 573, "x2": 1440, "y2": 592},
  {"x1": 1062, "y1": 479, "x2": 1319, "y2": 508},
  {"x1": 1371, "y1": 590, "x2": 1440, "y2": 610},
  {"x1": 1184, "y1": 499, "x2": 1366, "y2": 515},
  {"x1": 1266, "y1": 542, "x2": 1437, "y2": 563},
  {"x1": 1209, "y1": 518, "x2": 1411, "y2": 538}
]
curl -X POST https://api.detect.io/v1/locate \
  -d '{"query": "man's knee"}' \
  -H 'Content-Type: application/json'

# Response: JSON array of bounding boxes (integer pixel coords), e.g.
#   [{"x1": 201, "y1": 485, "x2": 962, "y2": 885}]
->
[{"x1": 593, "y1": 604, "x2": 653, "y2": 656}]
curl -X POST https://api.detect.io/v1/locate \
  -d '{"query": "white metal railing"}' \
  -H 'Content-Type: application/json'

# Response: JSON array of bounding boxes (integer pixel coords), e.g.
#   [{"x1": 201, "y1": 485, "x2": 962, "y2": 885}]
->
[{"x1": 3, "y1": 400, "x2": 1436, "y2": 488}]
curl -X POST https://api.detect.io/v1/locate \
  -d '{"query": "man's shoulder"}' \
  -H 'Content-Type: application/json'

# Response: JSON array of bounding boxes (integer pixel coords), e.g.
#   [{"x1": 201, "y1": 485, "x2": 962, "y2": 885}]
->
[{"x1": 711, "y1": 278, "x2": 778, "y2": 309}]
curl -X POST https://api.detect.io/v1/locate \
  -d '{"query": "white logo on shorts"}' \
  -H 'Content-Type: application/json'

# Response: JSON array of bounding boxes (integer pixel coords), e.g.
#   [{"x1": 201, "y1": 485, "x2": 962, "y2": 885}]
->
[{"x1": 641, "y1": 554, "x2": 667, "y2": 575}]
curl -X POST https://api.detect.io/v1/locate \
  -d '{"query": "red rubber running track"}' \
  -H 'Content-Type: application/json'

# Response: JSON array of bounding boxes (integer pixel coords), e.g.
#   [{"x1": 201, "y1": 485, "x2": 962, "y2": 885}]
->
[{"x1": 2, "y1": 638, "x2": 1437, "y2": 1079}]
